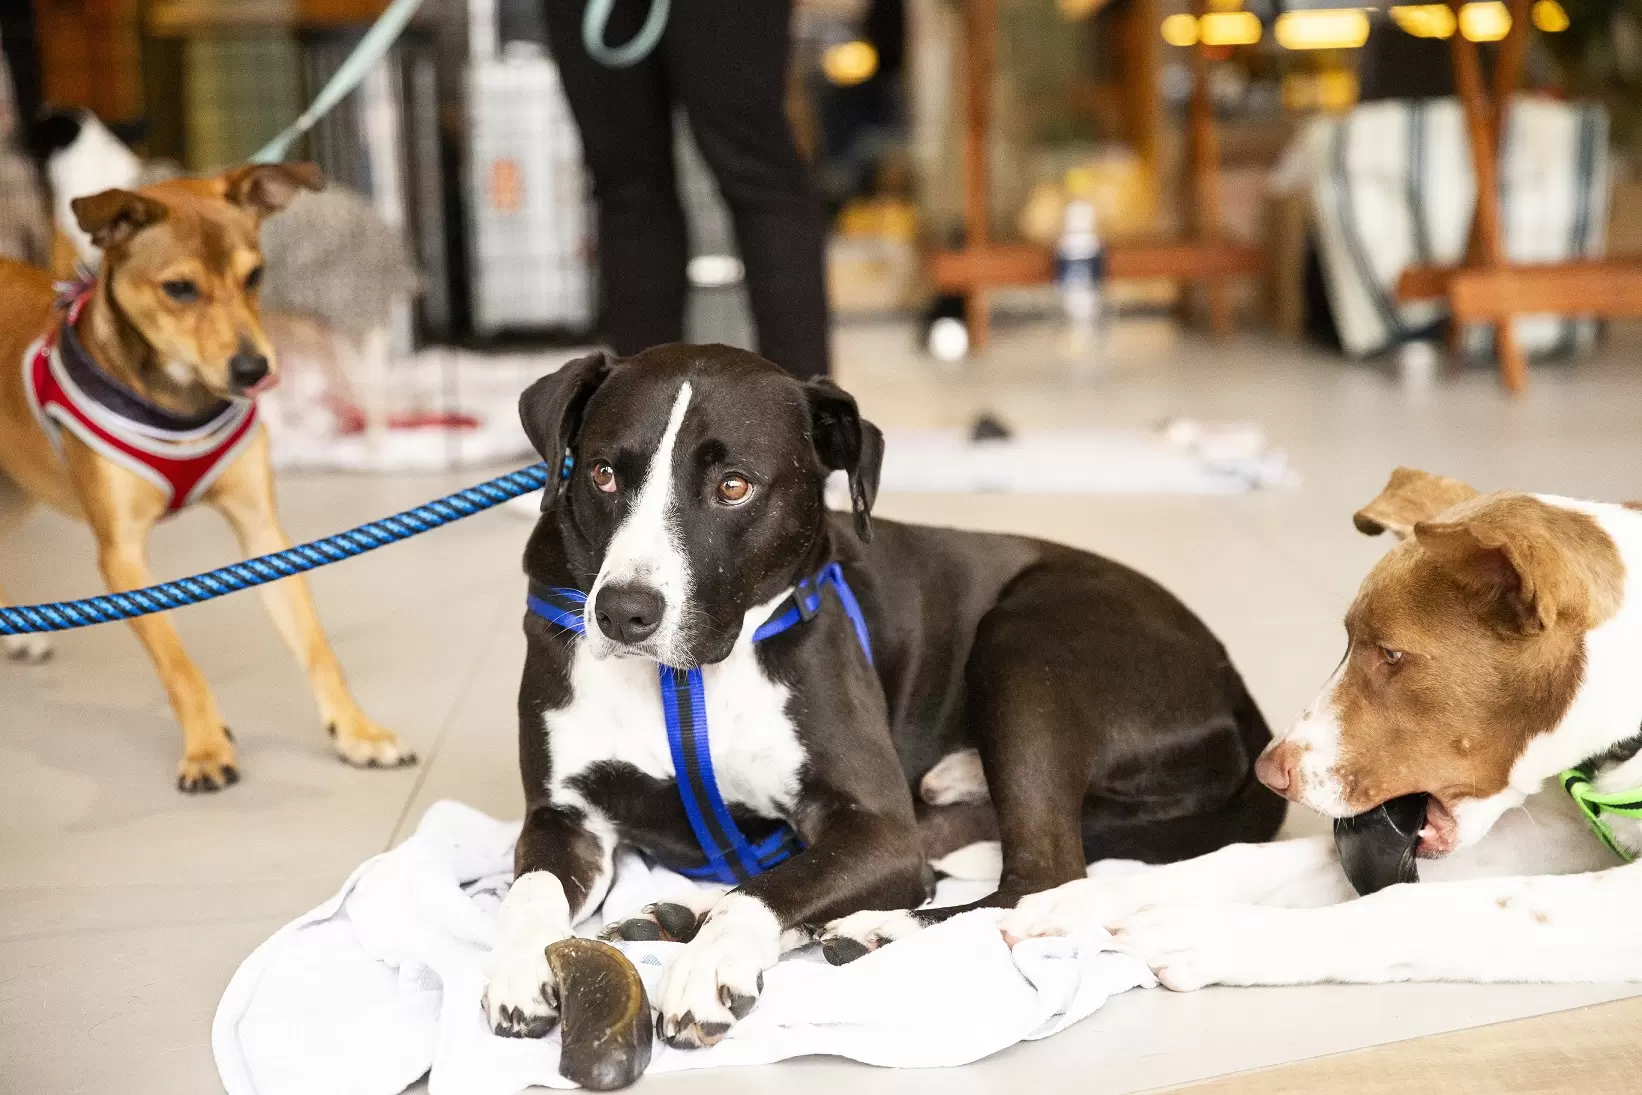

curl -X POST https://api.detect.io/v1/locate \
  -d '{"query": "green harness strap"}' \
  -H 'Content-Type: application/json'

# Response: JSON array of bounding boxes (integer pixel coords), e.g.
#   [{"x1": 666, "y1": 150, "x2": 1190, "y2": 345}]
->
[{"x1": 1560, "y1": 765, "x2": 1642, "y2": 862}]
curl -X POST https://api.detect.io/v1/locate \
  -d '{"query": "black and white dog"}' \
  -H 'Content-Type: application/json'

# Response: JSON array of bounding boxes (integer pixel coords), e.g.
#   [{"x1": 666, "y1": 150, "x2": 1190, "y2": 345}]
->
[{"x1": 483, "y1": 344, "x2": 1283, "y2": 1049}]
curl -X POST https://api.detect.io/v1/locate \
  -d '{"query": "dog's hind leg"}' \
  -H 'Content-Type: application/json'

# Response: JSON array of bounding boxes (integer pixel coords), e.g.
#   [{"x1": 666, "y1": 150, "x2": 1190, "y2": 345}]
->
[
  {"x1": 0, "y1": 477, "x2": 51, "y2": 662},
  {"x1": 819, "y1": 592, "x2": 1099, "y2": 962},
  {"x1": 205, "y1": 432, "x2": 415, "y2": 768}
]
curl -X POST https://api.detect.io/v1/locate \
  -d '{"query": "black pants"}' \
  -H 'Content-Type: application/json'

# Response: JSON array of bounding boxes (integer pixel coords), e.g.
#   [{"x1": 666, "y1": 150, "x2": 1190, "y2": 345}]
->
[{"x1": 542, "y1": 0, "x2": 831, "y2": 379}]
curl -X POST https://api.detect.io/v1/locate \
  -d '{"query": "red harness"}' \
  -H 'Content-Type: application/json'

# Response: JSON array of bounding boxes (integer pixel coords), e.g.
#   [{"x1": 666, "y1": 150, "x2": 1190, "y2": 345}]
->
[{"x1": 23, "y1": 283, "x2": 259, "y2": 514}]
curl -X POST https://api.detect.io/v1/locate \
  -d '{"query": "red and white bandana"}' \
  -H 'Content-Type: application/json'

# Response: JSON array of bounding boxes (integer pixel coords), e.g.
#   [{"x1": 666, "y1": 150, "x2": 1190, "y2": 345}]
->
[{"x1": 23, "y1": 277, "x2": 259, "y2": 514}]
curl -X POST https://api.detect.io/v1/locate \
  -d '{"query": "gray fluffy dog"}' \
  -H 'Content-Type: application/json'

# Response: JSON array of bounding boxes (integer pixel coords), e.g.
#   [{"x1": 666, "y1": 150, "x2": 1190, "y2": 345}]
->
[{"x1": 260, "y1": 186, "x2": 420, "y2": 337}]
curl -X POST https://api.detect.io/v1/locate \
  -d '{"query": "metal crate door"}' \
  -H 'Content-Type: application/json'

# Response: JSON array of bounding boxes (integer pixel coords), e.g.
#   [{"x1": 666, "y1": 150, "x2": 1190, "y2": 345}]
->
[{"x1": 466, "y1": 55, "x2": 596, "y2": 336}]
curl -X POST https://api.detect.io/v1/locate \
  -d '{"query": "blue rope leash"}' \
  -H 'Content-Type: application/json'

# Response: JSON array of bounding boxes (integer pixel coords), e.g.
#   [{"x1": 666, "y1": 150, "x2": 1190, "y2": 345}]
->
[{"x1": 0, "y1": 463, "x2": 549, "y2": 637}]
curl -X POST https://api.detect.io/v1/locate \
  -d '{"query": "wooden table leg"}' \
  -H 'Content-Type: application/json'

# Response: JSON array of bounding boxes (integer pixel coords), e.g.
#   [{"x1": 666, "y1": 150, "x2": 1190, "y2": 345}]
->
[
  {"x1": 1492, "y1": 0, "x2": 1532, "y2": 139},
  {"x1": 1449, "y1": 0, "x2": 1526, "y2": 391},
  {"x1": 962, "y1": 0, "x2": 996, "y2": 349},
  {"x1": 1187, "y1": 0, "x2": 1232, "y2": 336}
]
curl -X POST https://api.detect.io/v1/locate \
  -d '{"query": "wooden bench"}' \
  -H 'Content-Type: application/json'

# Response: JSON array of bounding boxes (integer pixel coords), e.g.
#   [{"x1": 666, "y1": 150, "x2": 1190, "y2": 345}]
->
[{"x1": 1393, "y1": 0, "x2": 1642, "y2": 392}]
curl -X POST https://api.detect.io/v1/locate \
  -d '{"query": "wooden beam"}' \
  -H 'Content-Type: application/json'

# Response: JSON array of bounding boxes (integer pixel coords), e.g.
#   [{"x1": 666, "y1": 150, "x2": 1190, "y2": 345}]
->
[
  {"x1": 961, "y1": 0, "x2": 997, "y2": 348},
  {"x1": 1186, "y1": 0, "x2": 1232, "y2": 336},
  {"x1": 1448, "y1": 1, "x2": 1525, "y2": 391},
  {"x1": 1111, "y1": 241, "x2": 1262, "y2": 279},
  {"x1": 930, "y1": 240, "x2": 1261, "y2": 292},
  {"x1": 1447, "y1": 261, "x2": 1642, "y2": 320},
  {"x1": 1491, "y1": 0, "x2": 1532, "y2": 139},
  {"x1": 1395, "y1": 264, "x2": 1455, "y2": 302}
]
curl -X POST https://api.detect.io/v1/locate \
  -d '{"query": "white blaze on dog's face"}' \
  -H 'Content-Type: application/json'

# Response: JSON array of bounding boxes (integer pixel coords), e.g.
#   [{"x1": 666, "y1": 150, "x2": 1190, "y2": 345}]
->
[
  {"x1": 1260, "y1": 468, "x2": 1630, "y2": 856},
  {"x1": 584, "y1": 382, "x2": 696, "y2": 663}
]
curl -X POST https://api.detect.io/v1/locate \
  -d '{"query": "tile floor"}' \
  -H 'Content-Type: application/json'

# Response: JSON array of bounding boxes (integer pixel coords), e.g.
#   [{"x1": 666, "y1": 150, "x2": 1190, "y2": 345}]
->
[{"x1": 3, "y1": 320, "x2": 1641, "y2": 1094}]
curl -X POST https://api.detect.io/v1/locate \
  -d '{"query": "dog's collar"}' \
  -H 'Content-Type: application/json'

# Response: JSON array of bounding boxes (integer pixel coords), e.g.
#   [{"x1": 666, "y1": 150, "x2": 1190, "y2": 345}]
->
[
  {"x1": 56, "y1": 314, "x2": 240, "y2": 435},
  {"x1": 526, "y1": 562, "x2": 872, "y2": 884},
  {"x1": 1560, "y1": 731, "x2": 1642, "y2": 862}
]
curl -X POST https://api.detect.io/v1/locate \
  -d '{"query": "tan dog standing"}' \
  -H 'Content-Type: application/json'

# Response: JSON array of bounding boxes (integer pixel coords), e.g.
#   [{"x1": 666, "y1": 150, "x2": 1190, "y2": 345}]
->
[{"x1": 0, "y1": 164, "x2": 414, "y2": 790}]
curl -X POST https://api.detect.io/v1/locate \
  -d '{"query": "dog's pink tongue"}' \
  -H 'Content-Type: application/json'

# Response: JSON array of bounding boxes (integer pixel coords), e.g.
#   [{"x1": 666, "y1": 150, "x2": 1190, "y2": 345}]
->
[
  {"x1": 246, "y1": 374, "x2": 281, "y2": 397},
  {"x1": 1417, "y1": 798, "x2": 1458, "y2": 856}
]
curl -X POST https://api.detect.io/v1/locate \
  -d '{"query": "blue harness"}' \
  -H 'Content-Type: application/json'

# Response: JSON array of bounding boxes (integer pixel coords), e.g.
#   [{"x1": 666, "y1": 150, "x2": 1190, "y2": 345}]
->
[{"x1": 526, "y1": 562, "x2": 872, "y2": 885}]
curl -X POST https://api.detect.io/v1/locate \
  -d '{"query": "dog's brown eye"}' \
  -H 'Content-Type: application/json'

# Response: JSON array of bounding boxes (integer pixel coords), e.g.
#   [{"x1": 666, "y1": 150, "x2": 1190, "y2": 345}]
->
[
  {"x1": 1380, "y1": 646, "x2": 1404, "y2": 666},
  {"x1": 245, "y1": 266, "x2": 263, "y2": 291},
  {"x1": 591, "y1": 461, "x2": 617, "y2": 493},
  {"x1": 717, "y1": 474, "x2": 753, "y2": 505},
  {"x1": 162, "y1": 279, "x2": 199, "y2": 304}
]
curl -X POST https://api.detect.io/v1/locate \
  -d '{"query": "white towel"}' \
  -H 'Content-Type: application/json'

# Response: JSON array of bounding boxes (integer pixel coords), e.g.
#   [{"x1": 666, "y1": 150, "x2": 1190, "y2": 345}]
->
[{"x1": 213, "y1": 801, "x2": 1154, "y2": 1095}]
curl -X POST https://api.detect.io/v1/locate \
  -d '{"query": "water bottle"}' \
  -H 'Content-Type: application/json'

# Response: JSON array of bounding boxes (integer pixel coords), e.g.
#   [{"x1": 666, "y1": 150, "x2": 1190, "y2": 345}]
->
[{"x1": 1056, "y1": 189, "x2": 1106, "y2": 355}]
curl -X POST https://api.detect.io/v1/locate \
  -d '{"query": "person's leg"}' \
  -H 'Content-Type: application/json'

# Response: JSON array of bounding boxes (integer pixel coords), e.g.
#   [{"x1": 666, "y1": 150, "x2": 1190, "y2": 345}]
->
[
  {"x1": 0, "y1": 2, "x2": 42, "y2": 131},
  {"x1": 542, "y1": 0, "x2": 687, "y2": 354},
  {"x1": 665, "y1": 1, "x2": 831, "y2": 379}
]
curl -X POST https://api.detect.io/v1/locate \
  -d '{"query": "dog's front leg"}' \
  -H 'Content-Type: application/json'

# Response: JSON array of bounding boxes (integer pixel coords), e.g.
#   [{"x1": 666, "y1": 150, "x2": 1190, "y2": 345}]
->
[
  {"x1": 84, "y1": 493, "x2": 237, "y2": 791},
  {"x1": 1109, "y1": 860, "x2": 1642, "y2": 990},
  {"x1": 206, "y1": 438, "x2": 413, "y2": 767},
  {"x1": 483, "y1": 802, "x2": 616, "y2": 1037},
  {"x1": 656, "y1": 808, "x2": 926, "y2": 1048},
  {"x1": 998, "y1": 835, "x2": 1355, "y2": 944}
]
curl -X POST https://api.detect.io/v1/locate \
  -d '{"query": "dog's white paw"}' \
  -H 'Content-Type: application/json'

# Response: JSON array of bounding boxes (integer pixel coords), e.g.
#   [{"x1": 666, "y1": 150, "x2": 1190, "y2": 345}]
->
[
  {"x1": 818, "y1": 908, "x2": 925, "y2": 965},
  {"x1": 1110, "y1": 902, "x2": 1288, "y2": 991},
  {"x1": 998, "y1": 877, "x2": 1140, "y2": 943},
  {"x1": 919, "y1": 748, "x2": 989, "y2": 805},
  {"x1": 482, "y1": 871, "x2": 570, "y2": 1038},
  {"x1": 657, "y1": 894, "x2": 779, "y2": 1049},
  {"x1": 482, "y1": 937, "x2": 561, "y2": 1038},
  {"x1": 328, "y1": 715, "x2": 417, "y2": 768},
  {"x1": 3, "y1": 633, "x2": 53, "y2": 663}
]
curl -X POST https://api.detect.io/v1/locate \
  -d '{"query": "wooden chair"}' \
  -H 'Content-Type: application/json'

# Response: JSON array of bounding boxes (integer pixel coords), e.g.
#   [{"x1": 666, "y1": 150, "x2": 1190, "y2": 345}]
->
[
  {"x1": 1394, "y1": 0, "x2": 1642, "y2": 392},
  {"x1": 928, "y1": 0, "x2": 1261, "y2": 349}
]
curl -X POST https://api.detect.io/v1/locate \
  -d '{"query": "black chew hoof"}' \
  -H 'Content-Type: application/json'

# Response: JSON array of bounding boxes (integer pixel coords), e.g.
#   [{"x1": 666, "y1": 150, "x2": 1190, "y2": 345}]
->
[
  {"x1": 548, "y1": 939, "x2": 653, "y2": 1089},
  {"x1": 1334, "y1": 792, "x2": 1428, "y2": 896}
]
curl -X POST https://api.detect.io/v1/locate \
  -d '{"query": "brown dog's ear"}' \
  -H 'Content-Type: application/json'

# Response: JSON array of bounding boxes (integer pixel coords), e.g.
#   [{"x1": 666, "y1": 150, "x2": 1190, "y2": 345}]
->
[
  {"x1": 1414, "y1": 496, "x2": 1623, "y2": 634},
  {"x1": 70, "y1": 189, "x2": 167, "y2": 250},
  {"x1": 805, "y1": 377, "x2": 883, "y2": 543},
  {"x1": 1414, "y1": 518, "x2": 1539, "y2": 630},
  {"x1": 222, "y1": 163, "x2": 325, "y2": 219},
  {"x1": 519, "y1": 351, "x2": 614, "y2": 511},
  {"x1": 1353, "y1": 467, "x2": 1479, "y2": 539}
]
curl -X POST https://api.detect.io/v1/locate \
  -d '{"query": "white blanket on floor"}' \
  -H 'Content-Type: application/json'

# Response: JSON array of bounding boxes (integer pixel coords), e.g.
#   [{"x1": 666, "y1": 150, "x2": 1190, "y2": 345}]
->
[{"x1": 213, "y1": 801, "x2": 1154, "y2": 1095}]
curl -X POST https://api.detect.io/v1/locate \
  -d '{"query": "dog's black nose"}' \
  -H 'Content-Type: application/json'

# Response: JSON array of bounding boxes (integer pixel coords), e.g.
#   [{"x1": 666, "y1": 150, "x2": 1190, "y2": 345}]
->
[
  {"x1": 229, "y1": 351, "x2": 270, "y2": 391},
  {"x1": 595, "y1": 584, "x2": 665, "y2": 645}
]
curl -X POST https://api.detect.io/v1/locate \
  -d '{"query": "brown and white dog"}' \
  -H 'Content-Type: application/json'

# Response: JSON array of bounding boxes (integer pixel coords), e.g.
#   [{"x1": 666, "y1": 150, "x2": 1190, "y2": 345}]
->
[
  {"x1": 0, "y1": 165, "x2": 414, "y2": 790},
  {"x1": 1000, "y1": 468, "x2": 1642, "y2": 988}
]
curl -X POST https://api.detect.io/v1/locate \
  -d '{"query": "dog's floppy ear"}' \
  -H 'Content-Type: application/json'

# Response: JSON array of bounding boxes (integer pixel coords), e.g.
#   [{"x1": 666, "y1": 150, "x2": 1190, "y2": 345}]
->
[
  {"x1": 70, "y1": 189, "x2": 167, "y2": 250},
  {"x1": 519, "y1": 351, "x2": 613, "y2": 511},
  {"x1": 1353, "y1": 467, "x2": 1479, "y2": 539},
  {"x1": 1415, "y1": 496, "x2": 1623, "y2": 634},
  {"x1": 222, "y1": 163, "x2": 325, "y2": 219},
  {"x1": 805, "y1": 377, "x2": 883, "y2": 542}
]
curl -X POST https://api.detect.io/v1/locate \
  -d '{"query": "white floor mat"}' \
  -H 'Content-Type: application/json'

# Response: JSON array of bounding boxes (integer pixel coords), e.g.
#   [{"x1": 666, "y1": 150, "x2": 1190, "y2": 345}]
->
[{"x1": 875, "y1": 421, "x2": 1298, "y2": 495}]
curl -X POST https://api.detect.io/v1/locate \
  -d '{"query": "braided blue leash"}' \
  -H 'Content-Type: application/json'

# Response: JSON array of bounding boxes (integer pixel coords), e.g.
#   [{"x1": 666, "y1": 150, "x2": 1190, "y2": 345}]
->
[{"x1": 0, "y1": 463, "x2": 550, "y2": 636}]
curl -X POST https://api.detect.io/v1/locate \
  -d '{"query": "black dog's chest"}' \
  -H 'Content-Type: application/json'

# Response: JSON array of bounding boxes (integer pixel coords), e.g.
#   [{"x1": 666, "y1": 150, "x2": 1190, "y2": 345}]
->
[{"x1": 539, "y1": 641, "x2": 807, "y2": 851}]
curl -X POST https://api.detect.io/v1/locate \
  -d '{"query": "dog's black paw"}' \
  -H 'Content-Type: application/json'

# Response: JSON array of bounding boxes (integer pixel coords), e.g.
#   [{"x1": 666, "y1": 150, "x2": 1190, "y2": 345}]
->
[
  {"x1": 817, "y1": 909, "x2": 926, "y2": 964},
  {"x1": 600, "y1": 900, "x2": 710, "y2": 944},
  {"x1": 820, "y1": 935, "x2": 872, "y2": 966}
]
